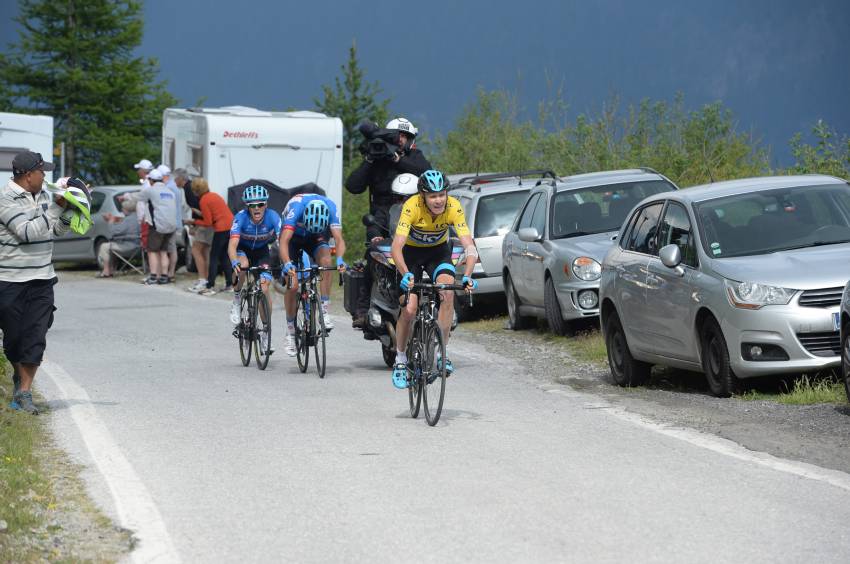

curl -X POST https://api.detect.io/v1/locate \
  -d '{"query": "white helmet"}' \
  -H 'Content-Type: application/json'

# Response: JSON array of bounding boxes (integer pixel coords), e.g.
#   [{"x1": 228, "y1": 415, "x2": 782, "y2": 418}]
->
[
  {"x1": 385, "y1": 117, "x2": 418, "y2": 137},
  {"x1": 391, "y1": 173, "x2": 419, "y2": 197}
]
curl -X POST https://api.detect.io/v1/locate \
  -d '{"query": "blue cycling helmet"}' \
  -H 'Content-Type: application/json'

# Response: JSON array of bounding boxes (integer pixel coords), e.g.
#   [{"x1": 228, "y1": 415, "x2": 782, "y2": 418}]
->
[
  {"x1": 242, "y1": 184, "x2": 269, "y2": 203},
  {"x1": 418, "y1": 169, "x2": 447, "y2": 193},
  {"x1": 303, "y1": 199, "x2": 330, "y2": 234}
]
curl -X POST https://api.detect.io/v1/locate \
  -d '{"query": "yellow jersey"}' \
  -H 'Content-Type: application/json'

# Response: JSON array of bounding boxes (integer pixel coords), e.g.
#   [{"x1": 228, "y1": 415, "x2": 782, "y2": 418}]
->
[{"x1": 395, "y1": 195, "x2": 470, "y2": 247}]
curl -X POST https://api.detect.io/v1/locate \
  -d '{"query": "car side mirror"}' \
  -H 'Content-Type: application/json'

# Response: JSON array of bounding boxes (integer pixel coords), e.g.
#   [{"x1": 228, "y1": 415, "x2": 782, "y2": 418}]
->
[
  {"x1": 659, "y1": 244, "x2": 685, "y2": 276},
  {"x1": 518, "y1": 227, "x2": 541, "y2": 243},
  {"x1": 362, "y1": 213, "x2": 377, "y2": 227}
]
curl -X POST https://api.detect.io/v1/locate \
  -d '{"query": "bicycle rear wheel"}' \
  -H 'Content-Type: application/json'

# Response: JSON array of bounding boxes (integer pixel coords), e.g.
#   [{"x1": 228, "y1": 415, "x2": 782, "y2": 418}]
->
[
  {"x1": 313, "y1": 296, "x2": 327, "y2": 378},
  {"x1": 238, "y1": 293, "x2": 252, "y2": 367},
  {"x1": 254, "y1": 292, "x2": 272, "y2": 370},
  {"x1": 407, "y1": 327, "x2": 422, "y2": 419},
  {"x1": 422, "y1": 323, "x2": 447, "y2": 426},
  {"x1": 295, "y1": 296, "x2": 310, "y2": 373}
]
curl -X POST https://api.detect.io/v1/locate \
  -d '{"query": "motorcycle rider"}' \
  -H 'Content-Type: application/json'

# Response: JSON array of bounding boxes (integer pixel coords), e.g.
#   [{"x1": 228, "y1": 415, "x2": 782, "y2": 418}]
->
[{"x1": 345, "y1": 117, "x2": 431, "y2": 328}]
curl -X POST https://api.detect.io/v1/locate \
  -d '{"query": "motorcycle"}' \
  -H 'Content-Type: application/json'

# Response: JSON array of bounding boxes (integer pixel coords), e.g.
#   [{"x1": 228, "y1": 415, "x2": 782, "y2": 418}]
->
[{"x1": 345, "y1": 213, "x2": 464, "y2": 367}]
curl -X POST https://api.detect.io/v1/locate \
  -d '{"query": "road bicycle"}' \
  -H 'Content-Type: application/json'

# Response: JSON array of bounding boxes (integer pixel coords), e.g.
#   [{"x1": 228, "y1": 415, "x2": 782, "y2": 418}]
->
[
  {"x1": 403, "y1": 282, "x2": 472, "y2": 426},
  {"x1": 289, "y1": 263, "x2": 340, "y2": 379},
  {"x1": 233, "y1": 266, "x2": 277, "y2": 370}
]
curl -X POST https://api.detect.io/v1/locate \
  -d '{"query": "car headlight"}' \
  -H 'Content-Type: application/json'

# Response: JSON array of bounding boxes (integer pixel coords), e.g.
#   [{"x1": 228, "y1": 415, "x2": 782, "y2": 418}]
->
[
  {"x1": 572, "y1": 257, "x2": 602, "y2": 281},
  {"x1": 724, "y1": 279, "x2": 796, "y2": 310}
]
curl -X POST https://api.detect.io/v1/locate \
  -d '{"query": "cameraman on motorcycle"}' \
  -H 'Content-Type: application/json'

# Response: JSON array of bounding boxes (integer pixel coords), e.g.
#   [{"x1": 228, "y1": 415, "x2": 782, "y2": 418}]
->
[{"x1": 345, "y1": 117, "x2": 431, "y2": 328}]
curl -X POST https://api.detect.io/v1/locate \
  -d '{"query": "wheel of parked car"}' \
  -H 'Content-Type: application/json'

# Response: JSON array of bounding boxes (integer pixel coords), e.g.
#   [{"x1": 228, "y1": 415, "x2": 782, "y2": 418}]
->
[
  {"x1": 604, "y1": 310, "x2": 650, "y2": 387},
  {"x1": 544, "y1": 276, "x2": 571, "y2": 336},
  {"x1": 505, "y1": 273, "x2": 532, "y2": 330},
  {"x1": 842, "y1": 326, "x2": 850, "y2": 403},
  {"x1": 700, "y1": 317, "x2": 737, "y2": 397}
]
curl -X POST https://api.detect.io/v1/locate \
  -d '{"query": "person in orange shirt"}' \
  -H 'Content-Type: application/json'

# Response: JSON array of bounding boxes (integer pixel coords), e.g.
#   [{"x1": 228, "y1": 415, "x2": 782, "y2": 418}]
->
[{"x1": 184, "y1": 177, "x2": 234, "y2": 296}]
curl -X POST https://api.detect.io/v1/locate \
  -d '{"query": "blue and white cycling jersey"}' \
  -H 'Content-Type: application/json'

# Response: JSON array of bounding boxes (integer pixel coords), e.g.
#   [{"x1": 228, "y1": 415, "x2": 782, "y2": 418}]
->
[
  {"x1": 283, "y1": 194, "x2": 341, "y2": 238},
  {"x1": 229, "y1": 209, "x2": 282, "y2": 250}
]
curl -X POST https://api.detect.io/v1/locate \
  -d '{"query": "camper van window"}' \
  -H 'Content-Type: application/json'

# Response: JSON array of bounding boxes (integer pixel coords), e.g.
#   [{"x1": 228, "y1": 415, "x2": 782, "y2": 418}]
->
[
  {"x1": 165, "y1": 138, "x2": 175, "y2": 168},
  {"x1": 189, "y1": 145, "x2": 204, "y2": 176}
]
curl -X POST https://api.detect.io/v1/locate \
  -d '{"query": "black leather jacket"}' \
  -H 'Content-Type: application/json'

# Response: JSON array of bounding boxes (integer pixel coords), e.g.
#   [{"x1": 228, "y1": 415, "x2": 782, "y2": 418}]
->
[{"x1": 345, "y1": 149, "x2": 431, "y2": 240}]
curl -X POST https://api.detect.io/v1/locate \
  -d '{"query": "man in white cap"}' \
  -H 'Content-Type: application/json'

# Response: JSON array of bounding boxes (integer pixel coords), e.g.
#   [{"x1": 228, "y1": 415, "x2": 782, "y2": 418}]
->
[
  {"x1": 134, "y1": 158, "x2": 154, "y2": 186},
  {"x1": 157, "y1": 164, "x2": 186, "y2": 281},
  {"x1": 125, "y1": 168, "x2": 178, "y2": 285}
]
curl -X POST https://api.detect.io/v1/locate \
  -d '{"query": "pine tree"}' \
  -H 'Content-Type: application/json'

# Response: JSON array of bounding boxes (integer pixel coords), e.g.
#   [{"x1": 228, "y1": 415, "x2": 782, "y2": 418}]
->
[
  {"x1": 313, "y1": 41, "x2": 390, "y2": 168},
  {"x1": 0, "y1": 0, "x2": 177, "y2": 184}
]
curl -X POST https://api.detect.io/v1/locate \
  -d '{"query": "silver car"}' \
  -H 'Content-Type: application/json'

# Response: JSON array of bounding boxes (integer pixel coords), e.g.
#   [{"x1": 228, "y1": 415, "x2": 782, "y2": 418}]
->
[
  {"x1": 53, "y1": 185, "x2": 140, "y2": 264},
  {"x1": 448, "y1": 171, "x2": 551, "y2": 315},
  {"x1": 600, "y1": 174, "x2": 850, "y2": 397},
  {"x1": 502, "y1": 169, "x2": 678, "y2": 334},
  {"x1": 839, "y1": 282, "x2": 850, "y2": 402}
]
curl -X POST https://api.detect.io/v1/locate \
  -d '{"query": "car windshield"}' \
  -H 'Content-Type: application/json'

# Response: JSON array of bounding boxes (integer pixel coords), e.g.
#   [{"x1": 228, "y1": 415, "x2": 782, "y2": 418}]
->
[
  {"x1": 550, "y1": 180, "x2": 674, "y2": 239},
  {"x1": 695, "y1": 183, "x2": 850, "y2": 258},
  {"x1": 474, "y1": 190, "x2": 529, "y2": 238}
]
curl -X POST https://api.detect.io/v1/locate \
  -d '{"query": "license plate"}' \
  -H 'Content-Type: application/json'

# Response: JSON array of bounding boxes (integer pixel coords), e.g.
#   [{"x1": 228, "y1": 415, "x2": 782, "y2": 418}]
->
[{"x1": 833, "y1": 312, "x2": 840, "y2": 332}]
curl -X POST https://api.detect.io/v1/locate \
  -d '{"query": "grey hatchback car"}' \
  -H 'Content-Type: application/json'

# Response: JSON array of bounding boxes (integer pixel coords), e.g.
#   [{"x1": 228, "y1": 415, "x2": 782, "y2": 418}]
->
[
  {"x1": 600, "y1": 174, "x2": 850, "y2": 397},
  {"x1": 502, "y1": 169, "x2": 678, "y2": 334}
]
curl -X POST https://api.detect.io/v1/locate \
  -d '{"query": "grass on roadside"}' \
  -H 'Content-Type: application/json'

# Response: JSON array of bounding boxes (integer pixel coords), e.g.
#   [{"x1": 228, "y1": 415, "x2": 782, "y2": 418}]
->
[
  {"x1": 0, "y1": 352, "x2": 54, "y2": 560},
  {"x1": 738, "y1": 372, "x2": 847, "y2": 405}
]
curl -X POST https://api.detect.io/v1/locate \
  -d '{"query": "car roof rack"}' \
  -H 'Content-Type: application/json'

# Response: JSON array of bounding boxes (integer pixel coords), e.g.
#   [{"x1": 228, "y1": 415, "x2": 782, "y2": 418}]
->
[{"x1": 454, "y1": 169, "x2": 558, "y2": 187}]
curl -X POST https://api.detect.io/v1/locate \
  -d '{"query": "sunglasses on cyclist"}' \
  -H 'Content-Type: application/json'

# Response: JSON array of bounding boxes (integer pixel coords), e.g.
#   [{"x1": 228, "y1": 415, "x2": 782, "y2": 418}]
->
[{"x1": 247, "y1": 202, "x2": 266, "y2": 209}]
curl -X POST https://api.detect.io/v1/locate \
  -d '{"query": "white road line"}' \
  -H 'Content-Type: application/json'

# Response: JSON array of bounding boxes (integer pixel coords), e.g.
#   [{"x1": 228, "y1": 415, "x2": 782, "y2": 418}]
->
[
  {"x1": 544, "y1": 385, "x2": 850, "y2": 493},
  {"x1": 40, "y1": 360, "x2": 181, "y2": 564}
]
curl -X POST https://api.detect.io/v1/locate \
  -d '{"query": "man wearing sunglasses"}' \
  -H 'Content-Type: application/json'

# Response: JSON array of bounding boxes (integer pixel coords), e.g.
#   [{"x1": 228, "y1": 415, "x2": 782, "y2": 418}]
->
[
  {"x1": 0, "y1": 151, "x2": 73, "y2": 414},
  {"x1": 227, "y1": 185, "x2": 282, "y2": 328}
]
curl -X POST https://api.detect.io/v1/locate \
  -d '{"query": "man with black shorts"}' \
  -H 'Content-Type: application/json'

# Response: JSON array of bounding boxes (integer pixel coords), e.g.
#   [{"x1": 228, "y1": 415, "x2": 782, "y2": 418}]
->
[
  {"x1": 279, "y1": 193, "x2": 347, "y2": 356},
  {"x1": 389, "y1": 170, "x2": 478, "y2": 389},
  {"x1": 0, "y1": 151, "x2": 75, "y2": 414}
]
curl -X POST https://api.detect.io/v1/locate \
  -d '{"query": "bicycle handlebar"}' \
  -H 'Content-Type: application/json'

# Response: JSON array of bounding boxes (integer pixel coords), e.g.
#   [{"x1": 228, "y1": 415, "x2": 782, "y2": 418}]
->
[
  {"x1": 402, "y1": 282, "x2": 474, "y2": 308},
  {"x1": 285, "y1": 264, "x2": 345, "y2": 289}
]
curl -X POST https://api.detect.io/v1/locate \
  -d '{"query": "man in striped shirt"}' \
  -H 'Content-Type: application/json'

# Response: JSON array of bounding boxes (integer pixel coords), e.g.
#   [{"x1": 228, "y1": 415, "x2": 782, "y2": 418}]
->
[{"x1": 0, "y1": 151, "x2": 73, "y2": 414}]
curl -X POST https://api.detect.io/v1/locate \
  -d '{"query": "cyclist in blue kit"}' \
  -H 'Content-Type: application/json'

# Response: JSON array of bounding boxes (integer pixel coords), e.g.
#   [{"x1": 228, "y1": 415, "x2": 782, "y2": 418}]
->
[
  {"x1": 279, "y1": 193, "x2": 347, "y2": 356},
  {"x1": 228, "y1": 185, "x2": 282, "y2": 325}
]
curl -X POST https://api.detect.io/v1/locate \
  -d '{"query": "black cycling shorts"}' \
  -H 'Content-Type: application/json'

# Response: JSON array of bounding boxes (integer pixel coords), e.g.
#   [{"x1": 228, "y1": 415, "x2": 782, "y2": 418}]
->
[
  {"x1": 288, "y1": 234, "x2": 329, "y2": 263},
  {"x1": 236, "y1": 246, "x2": 271, "y2": 268},
  {"x1": 0, "y1": 278, "x2": 57, "y2": 365},
  {"x1": 402, "y1": 243, "x2": 455, "y2": 282}
]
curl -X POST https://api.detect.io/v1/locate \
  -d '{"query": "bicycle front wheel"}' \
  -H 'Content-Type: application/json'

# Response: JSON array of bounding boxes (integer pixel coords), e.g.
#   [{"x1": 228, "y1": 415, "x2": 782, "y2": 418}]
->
[
  {"x1": 238, "y1": 293, "x2": 252, "y2": 367},
  {"x1": 295, "y1": 296, "x2": 310, "y2": 373},
  {"x1": 313, "y1": 296, "x2": 327, "y2": 379},
  {"x1": 407, "y1": 327, "x2": 422, "y2": 419},
  {"x1": 254, "y1": 292, "x2": 272, "y2": 371},
  {"x1": 422, "y1": 323, "x2": 447, "y2": 426}
]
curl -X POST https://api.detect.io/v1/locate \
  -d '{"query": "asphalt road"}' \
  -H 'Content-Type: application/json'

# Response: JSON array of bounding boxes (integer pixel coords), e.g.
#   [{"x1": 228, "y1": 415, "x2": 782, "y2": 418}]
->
[{"x1": 37, "y1": 274, "x2": 850, "y2": 563}]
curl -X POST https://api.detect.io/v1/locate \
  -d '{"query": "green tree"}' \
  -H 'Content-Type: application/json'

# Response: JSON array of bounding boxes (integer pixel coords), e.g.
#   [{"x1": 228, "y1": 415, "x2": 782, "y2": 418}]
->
[
  {"x1": 313, "y1": 41, "x2": 390, "y2": 167},
  {"x1": 789, "y1": 120, "x2": 850, "y2": 178},
  {"x1": 313, "y1": 42, "x2": 391, "y2": 259},
  {"x1": 0, "y1": 0, "x2": 176, "y2": 184}
]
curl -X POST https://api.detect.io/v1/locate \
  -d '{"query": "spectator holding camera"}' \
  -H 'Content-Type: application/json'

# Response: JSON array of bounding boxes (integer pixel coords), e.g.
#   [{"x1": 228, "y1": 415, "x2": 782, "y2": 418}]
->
[{"x1": 345, "y1": 117, "x2": 431, "y2": 327}]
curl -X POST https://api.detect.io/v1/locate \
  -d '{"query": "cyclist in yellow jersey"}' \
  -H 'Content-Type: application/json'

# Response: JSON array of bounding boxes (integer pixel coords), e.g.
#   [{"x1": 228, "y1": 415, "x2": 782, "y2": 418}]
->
[{"x1": 390, "y1": 169, "x2": 478, "y2": 389}]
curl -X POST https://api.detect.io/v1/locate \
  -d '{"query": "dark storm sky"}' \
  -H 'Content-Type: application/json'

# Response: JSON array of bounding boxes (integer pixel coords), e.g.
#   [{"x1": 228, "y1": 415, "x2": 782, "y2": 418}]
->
[{"x1": 2, "y1": 0, "x2": 848, "y2": 165}]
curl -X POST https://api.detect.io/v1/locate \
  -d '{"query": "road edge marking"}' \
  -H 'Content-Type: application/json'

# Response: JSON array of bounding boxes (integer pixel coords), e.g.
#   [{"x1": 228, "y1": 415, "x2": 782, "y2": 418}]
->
[
  {"x1": 543, "y1": 385, "x2": 850, "y2": 493},
  {"x1": 40, "y1": 359, "x2": 181, "y2": 563}
]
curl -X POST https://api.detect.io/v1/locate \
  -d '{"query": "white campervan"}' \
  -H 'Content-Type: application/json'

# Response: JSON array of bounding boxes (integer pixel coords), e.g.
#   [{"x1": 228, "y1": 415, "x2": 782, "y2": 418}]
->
[
  {"x1": 161, "y1": 106, "x2": 344, "y2": 208},
  {"x1": 0, "y1": 112, "x2": 54, "y2": 178}
]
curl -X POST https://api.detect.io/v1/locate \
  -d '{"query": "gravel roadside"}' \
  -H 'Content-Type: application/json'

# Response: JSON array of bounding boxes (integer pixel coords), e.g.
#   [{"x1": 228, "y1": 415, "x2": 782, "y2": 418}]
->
[{"x1": 454, "y1": 322, "x2": 850, "y2": 474}]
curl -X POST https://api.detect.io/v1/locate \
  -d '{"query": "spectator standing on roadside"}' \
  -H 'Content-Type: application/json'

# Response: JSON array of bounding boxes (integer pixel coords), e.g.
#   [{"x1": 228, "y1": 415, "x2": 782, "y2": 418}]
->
[
  {"x1": 157, "y1": 164, "x2": 188, "y2": 282},
  {"x1": 126, "y1": 168, "x2": 178, "y2": 285},
  {"x1": 133, "y1": 158, "x2": 153, "y2": 264},
  {"x1": 175, "y1": 168, "x2": 209, "y2": 292},
  {"x1": 97, "y1": 199, "x2": 141, "y2": 277},
  {"x1": 0, "y1": 152, "x2": 74, "y2": 415},
  {"x1": 184, "y1": 177, "x2": 233, "y2": 295}
]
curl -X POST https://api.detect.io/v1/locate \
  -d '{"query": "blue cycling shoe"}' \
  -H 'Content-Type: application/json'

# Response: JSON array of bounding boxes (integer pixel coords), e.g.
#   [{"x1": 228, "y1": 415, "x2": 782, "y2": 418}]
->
[
  {"x1": 437, "y1": 353, "x2": 453, "y2": 376},
  {"x1": 391, "y1": 363, "x2": 408, "y2": 389}
]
